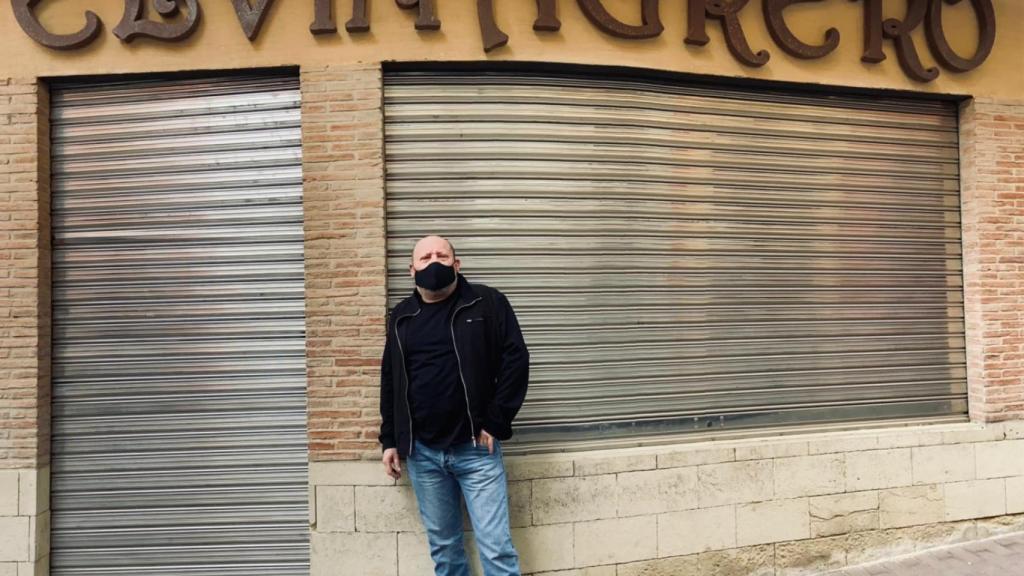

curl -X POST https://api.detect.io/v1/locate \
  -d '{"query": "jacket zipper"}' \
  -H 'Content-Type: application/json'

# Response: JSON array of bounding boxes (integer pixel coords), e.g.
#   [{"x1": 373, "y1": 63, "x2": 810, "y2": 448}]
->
[
  {"x1": 451, "y1": 297, "x2": 483, "y2": 447},
  {"x1": 394, "y1": 308, "x2": 421, "y2": 456}
]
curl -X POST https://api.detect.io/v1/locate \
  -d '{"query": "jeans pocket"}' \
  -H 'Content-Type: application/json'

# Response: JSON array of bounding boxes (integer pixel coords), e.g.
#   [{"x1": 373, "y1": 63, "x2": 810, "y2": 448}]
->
[
  {"x1": 473, "y1": 438, "x2": 499, "y2": 457},
  {"x1": 488, "y1": 438, "x2": 502, "y2": 456}
]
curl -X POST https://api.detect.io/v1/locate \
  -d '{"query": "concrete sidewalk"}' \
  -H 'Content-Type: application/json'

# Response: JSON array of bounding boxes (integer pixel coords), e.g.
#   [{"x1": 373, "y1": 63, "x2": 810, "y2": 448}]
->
[{"x1": 820, "y1": 531, "x2": 1024, "y2": 576}]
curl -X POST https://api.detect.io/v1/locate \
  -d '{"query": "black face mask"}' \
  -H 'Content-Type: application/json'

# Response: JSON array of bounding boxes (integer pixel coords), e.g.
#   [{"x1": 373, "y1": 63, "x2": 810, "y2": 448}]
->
[{"x1": 414, "y1": 261, "x2": 457, "y2": 291}]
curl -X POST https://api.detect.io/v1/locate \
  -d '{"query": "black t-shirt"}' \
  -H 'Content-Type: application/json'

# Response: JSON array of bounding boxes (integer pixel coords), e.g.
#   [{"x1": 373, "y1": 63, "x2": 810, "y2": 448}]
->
[{"x1": 404, "y1": 289, "x2": 473, "y2": 449}]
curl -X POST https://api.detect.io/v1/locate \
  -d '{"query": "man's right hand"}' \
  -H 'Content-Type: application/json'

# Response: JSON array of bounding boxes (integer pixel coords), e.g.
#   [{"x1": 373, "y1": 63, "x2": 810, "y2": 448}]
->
[{"x1": 382, "y1": 448, "x2": 402, "y2": 480}]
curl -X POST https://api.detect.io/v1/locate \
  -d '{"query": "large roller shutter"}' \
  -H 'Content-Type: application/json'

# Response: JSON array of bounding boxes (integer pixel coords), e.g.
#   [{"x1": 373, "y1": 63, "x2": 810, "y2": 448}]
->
[
  {"x1": 50, "y1": 74, "x2": 308, "y2": 575},
  {"x1": 383, "y1": 70, "x2": 967, "y2": 451}
]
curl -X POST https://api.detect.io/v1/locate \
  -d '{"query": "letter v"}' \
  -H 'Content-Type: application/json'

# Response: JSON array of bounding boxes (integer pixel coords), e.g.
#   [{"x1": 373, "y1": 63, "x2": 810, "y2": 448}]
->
[{"x1": 232, "y1": 0, "x2": 276, "y2": 40}]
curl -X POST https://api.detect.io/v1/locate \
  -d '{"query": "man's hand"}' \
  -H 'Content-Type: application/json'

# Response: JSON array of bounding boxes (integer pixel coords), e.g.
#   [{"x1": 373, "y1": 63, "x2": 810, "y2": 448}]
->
[
  {"x1": 382, "y1": 448, "x2": 401, "y2": 480},
  {"x1": 477, "y1": 429, "x2": 495, "y2": 454}
]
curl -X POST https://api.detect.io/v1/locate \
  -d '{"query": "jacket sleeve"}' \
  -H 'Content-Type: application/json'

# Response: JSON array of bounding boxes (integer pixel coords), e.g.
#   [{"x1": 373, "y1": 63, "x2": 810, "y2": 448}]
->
[
  {"x1": 483, "y1": 290, "x2": 530, "y2": 440},
  {"x1": 378, "y1": 314, "x2": 397, "y2": 451}
]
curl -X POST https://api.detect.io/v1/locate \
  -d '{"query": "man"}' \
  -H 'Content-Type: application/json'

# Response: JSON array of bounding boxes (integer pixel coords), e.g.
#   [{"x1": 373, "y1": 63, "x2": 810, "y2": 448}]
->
[{"x1": 379, "y1": 235, "x2": 530, "y2": 576}]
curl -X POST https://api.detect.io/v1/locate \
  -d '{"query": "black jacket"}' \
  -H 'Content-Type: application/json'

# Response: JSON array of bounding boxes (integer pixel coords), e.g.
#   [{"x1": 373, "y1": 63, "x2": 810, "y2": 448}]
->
[{"x1": 379, "y1": 275, "x2": 530, "y2": 457}]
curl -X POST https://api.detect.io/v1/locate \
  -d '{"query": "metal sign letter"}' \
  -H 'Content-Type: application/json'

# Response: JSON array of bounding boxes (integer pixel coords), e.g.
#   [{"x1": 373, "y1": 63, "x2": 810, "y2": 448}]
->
[
  {"x1": 347, "y1": 0, "x2": 369, "y2": 32},
  {"x1": 11, "y1": 0, "x2": 102, "y2": 50},
  {"x1": 853, "y1": 0, "x2": 886, "y2": 63},
  {"x1": 396, "y1": 0, "x2": 440, "y2": 30},
  {"x1": 232, "y1": 0, "x2": 276, "y2": 40},
  {"x1": 113, "y1": 0, "x2": 201, "y2": 43},
  {"x1": 477, "y1": 0, "x2": 509, "y2": 51},
  {"x1": 687, "y1": 0, "x2": 769, "y2": 67},
  {"x1": 310, "y1": 0, "x2": 337, "y2": 34},
  {"x1": 534, "y1": 0, "x2": 561, "y2": 31},
  {"x1": 925, "y1": 0, "x2": 996, "y2": 73},
  {"x1": 881, "y1": 0, "x2": 937, "y2": 81},
  {"x1": 577, "y1": 0, "x2": 663, "y2": 39},
  {"x1": 763, "y1": 0, "x2": 838, "y2": 59}
]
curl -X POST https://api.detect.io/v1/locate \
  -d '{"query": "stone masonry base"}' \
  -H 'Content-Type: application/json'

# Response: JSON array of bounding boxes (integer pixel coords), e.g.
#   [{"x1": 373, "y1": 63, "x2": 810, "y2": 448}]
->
[
  {"x1": 0, "y1": 467, "x2": 50, "y2": 576},
  {"x1": 310, "y1": 421, "x2": 1024, "y2": 576}
]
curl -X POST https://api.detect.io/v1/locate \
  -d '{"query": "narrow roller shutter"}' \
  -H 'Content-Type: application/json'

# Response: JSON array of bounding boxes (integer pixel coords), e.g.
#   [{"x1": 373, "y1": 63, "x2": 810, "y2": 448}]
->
[
  {"x1": 49, "y1": 74, "x2": 309, "y2": 575},
  {"x1": 383, "y1": 70, "x2": 967, "y2": 451}
]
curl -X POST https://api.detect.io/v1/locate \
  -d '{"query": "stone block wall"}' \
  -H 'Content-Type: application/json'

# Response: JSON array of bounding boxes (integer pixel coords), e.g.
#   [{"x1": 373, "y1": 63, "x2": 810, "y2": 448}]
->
[
  {"x1": 308, "y1": 422, "x2": 1024, "y2": 575},
  {"x1": 0, "y1": 468, "x2": 49, "y2": 576}
]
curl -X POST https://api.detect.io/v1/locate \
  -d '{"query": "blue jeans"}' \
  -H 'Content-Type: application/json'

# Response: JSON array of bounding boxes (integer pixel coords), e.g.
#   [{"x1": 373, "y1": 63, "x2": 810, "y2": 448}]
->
[{"x1": 406, "y1": 439, "x2": 521, "y2": 576}]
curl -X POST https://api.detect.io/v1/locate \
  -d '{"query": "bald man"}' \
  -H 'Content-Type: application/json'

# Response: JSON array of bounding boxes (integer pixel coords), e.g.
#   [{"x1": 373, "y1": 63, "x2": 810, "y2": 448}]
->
[{"x1": 379, "y1": 235, "x2": 529, "y2": 576}]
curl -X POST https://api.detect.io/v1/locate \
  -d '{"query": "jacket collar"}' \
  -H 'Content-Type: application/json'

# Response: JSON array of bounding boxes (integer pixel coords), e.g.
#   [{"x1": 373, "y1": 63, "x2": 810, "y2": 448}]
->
[{"x1": 452, "y1": 275, "x2": 481, "y2": 305}]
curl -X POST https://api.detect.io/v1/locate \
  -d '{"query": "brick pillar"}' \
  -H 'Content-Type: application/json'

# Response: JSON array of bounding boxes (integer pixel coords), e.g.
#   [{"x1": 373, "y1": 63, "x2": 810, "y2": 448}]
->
[
  {"x1": 0, "y1": 77, "x2": 52, "y2": 574},
  {"x1": 301, "y1": 64, "x2": 388, "y2": 462},
  {"x1": 960, "y1": 98, "x2": 1024, "y2": 422}
]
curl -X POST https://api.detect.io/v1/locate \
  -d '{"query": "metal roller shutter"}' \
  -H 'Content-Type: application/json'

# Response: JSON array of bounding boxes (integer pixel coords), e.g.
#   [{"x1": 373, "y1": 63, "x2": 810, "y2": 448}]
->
[
  {"x1": 50, "y1": 74, "x2": 308, "y2": 575},
  {"x1": 383, "y1": 70, "x2": 967, "y2": 451}
]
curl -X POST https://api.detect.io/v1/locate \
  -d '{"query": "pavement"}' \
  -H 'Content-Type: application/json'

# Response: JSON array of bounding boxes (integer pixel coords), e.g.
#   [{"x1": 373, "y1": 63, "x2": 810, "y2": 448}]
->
[{"x1": 820, "y1": 531, "x2": 1024, "y2": 576}]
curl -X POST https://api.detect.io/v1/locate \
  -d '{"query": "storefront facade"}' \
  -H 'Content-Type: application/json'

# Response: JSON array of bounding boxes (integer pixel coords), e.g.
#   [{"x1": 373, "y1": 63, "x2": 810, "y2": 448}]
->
[{"x1": 0, "y1": 1, "x2": 1022, "y2": 574}]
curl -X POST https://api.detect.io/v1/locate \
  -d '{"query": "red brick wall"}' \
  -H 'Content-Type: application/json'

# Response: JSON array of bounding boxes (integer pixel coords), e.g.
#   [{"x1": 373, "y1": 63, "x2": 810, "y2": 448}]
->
[
  {"x1": 301, "y1": 64, "x2": 389, "y2": 461},
  {"x1": 961, "y1": 98, "x2": 1024, "y2": 422},
  {"x1": 0, "y1": 77, "x2": 50, "y2": 469}
]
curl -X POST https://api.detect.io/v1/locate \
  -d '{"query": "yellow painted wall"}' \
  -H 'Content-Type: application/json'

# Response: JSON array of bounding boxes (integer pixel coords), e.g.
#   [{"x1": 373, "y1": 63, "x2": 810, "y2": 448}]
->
[{"x1": 1, "y1": 0, "x2": 1021, "y2": 97}]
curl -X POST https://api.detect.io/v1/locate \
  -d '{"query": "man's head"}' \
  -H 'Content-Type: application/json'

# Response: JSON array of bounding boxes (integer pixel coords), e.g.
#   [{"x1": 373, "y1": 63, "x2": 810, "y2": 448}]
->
[
  {"x1": 409, "y1": 235, "x2": 460, "y2": 296},
  {"x1": 410, "y1": 235, "x2": 457, "y2": 270}
]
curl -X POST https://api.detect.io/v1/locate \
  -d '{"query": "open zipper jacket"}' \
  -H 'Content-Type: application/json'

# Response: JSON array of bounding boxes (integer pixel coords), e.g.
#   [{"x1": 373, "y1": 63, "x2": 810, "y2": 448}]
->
[{"x1": 379, "y1": 275, "x2": 530, "y2": 458}]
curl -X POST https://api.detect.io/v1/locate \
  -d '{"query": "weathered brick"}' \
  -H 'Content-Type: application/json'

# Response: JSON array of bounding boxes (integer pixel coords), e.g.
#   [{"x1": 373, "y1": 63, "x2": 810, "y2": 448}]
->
[
  {"x1": 961, "y1": 99, "x2": 1024, "y2": 424},
  {"x1": 302, "y1": 64, "x2": 387, "y2": 461},
  {"x1": 0, "y1": 77, "x2": 46, "y2": 469}
]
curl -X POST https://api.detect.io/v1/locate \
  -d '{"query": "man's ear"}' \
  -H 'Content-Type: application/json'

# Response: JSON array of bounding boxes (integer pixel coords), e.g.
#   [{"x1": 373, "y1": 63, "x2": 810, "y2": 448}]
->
[
  {"x1": 409, "y1": 264, "x2": 415, "y2": 278},
  {"x1": 454, "y1": 258, "x2": 461, "y2": 273}
]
